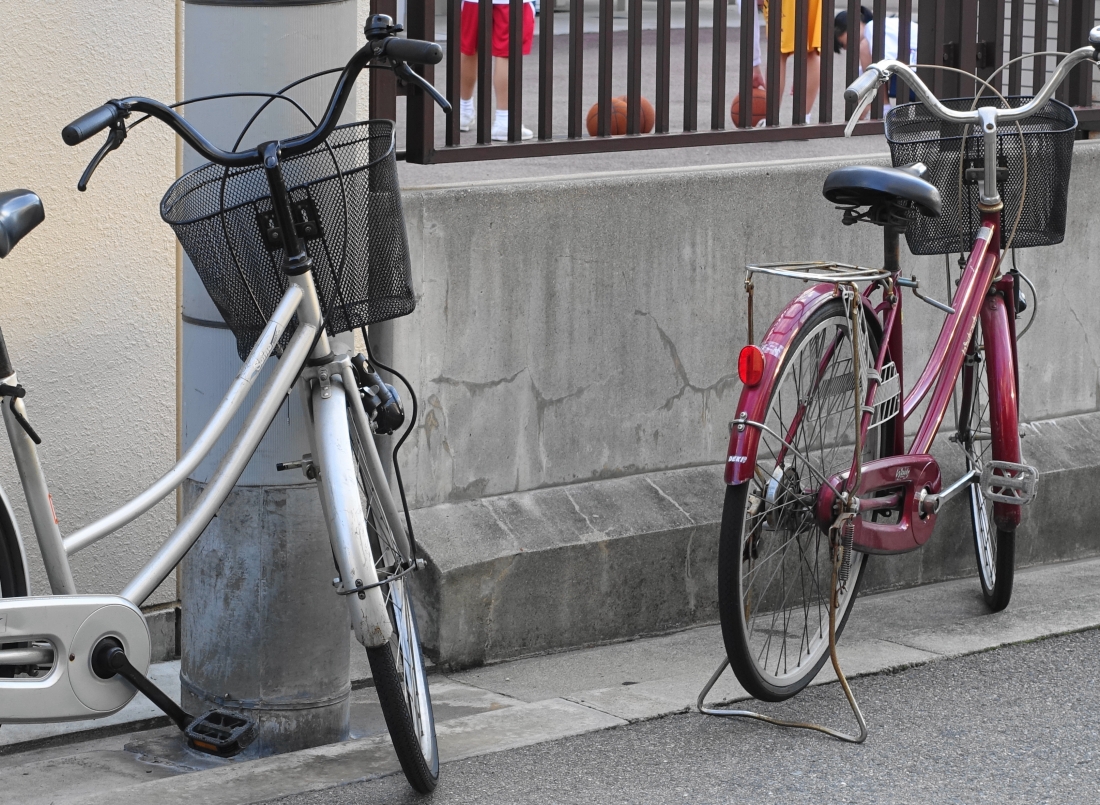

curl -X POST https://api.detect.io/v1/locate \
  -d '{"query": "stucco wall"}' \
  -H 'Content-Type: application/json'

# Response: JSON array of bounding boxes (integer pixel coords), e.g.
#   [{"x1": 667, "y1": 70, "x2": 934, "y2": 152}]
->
[{"x1": 0, "y1": 2, "x2": 179, "y2": 603}]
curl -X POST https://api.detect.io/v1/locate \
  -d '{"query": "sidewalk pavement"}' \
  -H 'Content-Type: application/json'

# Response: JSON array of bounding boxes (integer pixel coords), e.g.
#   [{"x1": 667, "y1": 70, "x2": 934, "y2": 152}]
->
[{"x1": 4, "y1": 555, "x2": 1100, "y2": 805}]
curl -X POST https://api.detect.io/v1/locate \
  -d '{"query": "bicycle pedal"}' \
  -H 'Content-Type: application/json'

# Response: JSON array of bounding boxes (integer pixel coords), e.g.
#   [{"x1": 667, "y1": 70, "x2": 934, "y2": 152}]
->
[
  {"x1": 981, "y1": 460, "x2": 1038, "y2": 505},
  {"x1": 185, "y1": 710, "x2": 257, "y2": 757}
]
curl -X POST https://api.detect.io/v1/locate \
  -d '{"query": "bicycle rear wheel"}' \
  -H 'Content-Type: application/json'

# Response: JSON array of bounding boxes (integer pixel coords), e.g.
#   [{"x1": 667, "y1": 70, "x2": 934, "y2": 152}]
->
[
  {"x1": 349, "y1": 418, "x2": 439, "y2": 793},
  {"x1": 718, "y1": 299, "x2": 886, "y2": 702},
  {"x1": 958, "y1": 325, "x2": 1015, "y2": 611}
]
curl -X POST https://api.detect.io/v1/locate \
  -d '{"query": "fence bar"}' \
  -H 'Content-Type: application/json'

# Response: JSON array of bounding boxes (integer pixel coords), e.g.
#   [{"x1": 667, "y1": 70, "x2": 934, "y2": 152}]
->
[
  {"x1": 431, "y1": 119, "x2": 887, "y2": 160},
  {"x1": 710, "y1": 0, "x2": 727, "y2": 129},
  {"x1": 870, "y1": 0, "x2": 886, "y2": 119},
  {"x1": 684, "y1": 0, "x2": 700, "y2": 131},
  {"x1": 477, "y1": 0, "x2": 493, "y2": 142},
  {"x1": 958, "y1": 0, "x2": 979, "y2": 97},
  {"x1": 656, "y1": 0, "x2": 672, "y2": 132},
  {"x1": 568, "y1": 0, "x2": 584, "y2": 138},
  {"x1": 627, "y1": 0, "x2": 642, "y2": 134},
  {"x1": 844, "y1": 0, "x2": 859, "y2": 119},
  {"x1": 1008, "y1": 0, "x2": 1024, "y2": 95},
  {"x1": 538, "y1": 0, "x2": 554, "y2": 138},
  {"x1": 405, "y1": 0, "x2": 436, "y2": 161},
  {"x1": 766, "y1": 0, "x2": 782, "y2": 124},
  {"x1": 370, "y1": 0, "x2": 398, "y2": 120},
  {"x1": 1033, "y1": 0, "x2": 1048, "y2": 95},
  {"x1": 446, "y1": 0, "x2": 461, "y2": 146},
  {"x1": 896, "y1": 0, "x2": 912, "y2": 97},
  {"x1": 598, "y1": 0, "x2": 613, "y2": 135},
  {"x1": 915, "y1": 0, "x2": 947, "y2": 98},
  {"x1": 507, "y1": 0, "x2": 523, "y2": 141},
  {"x1": 737, "y1": 0, "x2": 754, "y2": 128},
  {"x1": 792, "y1": 0, "x2": 808, "y2": 124},
  {"x1": 1059, "y1": 0, "x2": 1094, "y2": 107},
  {"x1": 818, "y1": 0, "x2": 834, "y2": 123},
  {"x1": 976, "y1": 0, "x2": 1005, "y2": 94}
]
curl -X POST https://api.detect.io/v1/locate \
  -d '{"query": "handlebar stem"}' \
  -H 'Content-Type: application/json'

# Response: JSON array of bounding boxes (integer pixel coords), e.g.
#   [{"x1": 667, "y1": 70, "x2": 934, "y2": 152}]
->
[{"x1": 260, "y1": 142, "x2": 313, "y2": 275}]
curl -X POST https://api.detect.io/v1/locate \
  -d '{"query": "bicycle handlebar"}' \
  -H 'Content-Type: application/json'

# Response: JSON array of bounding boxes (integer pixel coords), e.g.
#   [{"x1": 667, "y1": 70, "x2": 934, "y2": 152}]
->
[
  {"x1": 62, "y1": 103, "x2": 123, "y2": 146},
  {"x1": 379, "y1": 37, "x2": 443, "y2": 65},
  {"x1": 844, "y1": 26, "x2": 1100, "y2": 136},
  {"x1": 62, "y1": 18, "x2": 446, "y2": 171}
]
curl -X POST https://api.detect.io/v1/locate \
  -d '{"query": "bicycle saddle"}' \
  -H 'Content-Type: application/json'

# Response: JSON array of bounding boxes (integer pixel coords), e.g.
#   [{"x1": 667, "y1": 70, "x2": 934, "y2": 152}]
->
[
  {"x1": 0, "y1": 190, "x2": 45, "y2": 259},
  {"x1": 822, "y1": 163, "x2": 941, "y2": 217}
]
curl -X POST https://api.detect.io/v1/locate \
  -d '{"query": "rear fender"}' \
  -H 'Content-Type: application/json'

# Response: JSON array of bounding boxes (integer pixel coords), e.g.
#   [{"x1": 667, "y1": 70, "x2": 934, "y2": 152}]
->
[{"x1": 725, "y1": 283, "x2": 880, "y2": 484}]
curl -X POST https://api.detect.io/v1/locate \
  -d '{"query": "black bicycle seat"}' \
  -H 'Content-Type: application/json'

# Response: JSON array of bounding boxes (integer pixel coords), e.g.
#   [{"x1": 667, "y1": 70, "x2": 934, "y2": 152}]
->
[
  {"x1": 822, "y1": 164, "x2": 941, "y2": 217},
  {"x1": 0, "y1": 190, "x2": 45, "y2": 259}
]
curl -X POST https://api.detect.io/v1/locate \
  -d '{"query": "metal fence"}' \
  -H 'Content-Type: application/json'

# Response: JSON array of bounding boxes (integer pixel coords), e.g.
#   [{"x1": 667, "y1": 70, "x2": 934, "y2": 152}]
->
[{"x1": 371, "y1": 0, "x2": 1099, "y2": 163}]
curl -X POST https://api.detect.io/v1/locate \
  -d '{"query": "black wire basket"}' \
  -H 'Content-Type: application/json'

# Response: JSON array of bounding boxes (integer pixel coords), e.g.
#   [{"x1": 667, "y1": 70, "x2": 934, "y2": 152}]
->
[
  {"x1": 162, "y1": 119, "x2": 414, "y2": 360},
  {"x1": 885, "y1": 96, "x2": 1077, "y2": 256}
]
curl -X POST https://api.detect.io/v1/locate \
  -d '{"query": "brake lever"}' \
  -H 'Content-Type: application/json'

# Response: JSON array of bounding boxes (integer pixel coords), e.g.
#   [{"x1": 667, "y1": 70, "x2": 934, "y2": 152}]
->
[
  {"x1": 78, "y1": 122, "x2": 127, "y2": 192},
  {"x1": 392, "y1": 61, "x2": 452, "y2": 114}
]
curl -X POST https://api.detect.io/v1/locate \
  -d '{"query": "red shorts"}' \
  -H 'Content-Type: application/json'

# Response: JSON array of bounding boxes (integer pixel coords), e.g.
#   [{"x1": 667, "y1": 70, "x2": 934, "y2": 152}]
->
[{"x1": 459, "y1": 1, "x2": 534, "y2": 58}]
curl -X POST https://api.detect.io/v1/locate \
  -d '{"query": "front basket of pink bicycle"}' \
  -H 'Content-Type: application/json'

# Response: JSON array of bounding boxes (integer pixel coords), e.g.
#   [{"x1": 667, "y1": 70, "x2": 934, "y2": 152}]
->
[{"x1": 885, "y1": 96, "x2": 1077, "y2": 256}]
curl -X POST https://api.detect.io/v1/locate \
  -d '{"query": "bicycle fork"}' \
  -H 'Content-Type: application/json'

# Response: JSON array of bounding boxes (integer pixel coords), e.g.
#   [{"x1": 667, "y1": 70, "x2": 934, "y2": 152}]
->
[{"x1": 300, "y1": 366, "x2": 394, "y2": 649}]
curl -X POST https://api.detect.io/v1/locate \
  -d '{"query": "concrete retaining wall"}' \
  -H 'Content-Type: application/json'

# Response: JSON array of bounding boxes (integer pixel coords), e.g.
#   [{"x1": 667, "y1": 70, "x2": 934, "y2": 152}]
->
[{"x1": 397, "y1": 142, "x2": 1100, "y2": 667}]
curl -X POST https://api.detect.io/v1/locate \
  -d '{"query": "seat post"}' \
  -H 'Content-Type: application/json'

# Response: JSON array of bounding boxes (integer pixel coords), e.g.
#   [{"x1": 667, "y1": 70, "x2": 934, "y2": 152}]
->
[{"x1": 883, "y1": 224, "x2": 902, "y2": 275}]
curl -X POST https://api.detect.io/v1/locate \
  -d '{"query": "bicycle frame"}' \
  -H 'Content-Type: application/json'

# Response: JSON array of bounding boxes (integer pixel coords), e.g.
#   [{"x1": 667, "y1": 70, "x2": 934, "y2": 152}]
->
[
  {"x1": 0, "y1": 263, "x2": 405, "y2": 721},
  {"x1": 726, "y1": 208, "x2": 1021, "y2": 553}
]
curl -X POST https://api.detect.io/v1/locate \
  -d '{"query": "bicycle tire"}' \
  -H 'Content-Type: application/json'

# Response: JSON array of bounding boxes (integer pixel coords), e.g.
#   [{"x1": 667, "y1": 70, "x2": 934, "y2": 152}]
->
[
  {"x1": 718, "y1": 299, "x2": 887, "y2": 702},
  {"x1": 958, "y1": 322, "x2": 1016, "y2": 612},
  {"x1": 350, "y1": 419, "x2": 439, "y2": 793},
  {"x1": 0, "y1": 487, "x2": 28, "y2": 679}
]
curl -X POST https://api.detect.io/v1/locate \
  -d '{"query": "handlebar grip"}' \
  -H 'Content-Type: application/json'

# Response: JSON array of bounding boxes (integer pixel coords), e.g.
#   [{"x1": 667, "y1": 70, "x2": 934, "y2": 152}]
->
[
  {"x1": 843, "y1": 69, "x2": 882, "y2": 105},
  {"x1": 382, "y1": 38, "x2": 443, "y2": 65},
  {"x1": 62, "y1": 103, "x2": 121, "y2": 146}
]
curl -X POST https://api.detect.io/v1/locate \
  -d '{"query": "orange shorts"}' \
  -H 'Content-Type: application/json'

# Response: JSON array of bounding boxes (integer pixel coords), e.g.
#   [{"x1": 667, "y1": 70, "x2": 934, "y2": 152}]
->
[{"x1": 459, "y1": 2, "x2": 535, "y2": 58}]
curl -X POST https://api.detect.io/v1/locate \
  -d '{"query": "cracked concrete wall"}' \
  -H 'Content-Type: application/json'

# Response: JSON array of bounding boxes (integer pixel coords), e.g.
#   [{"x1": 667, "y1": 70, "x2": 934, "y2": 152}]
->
[{"x1": 392, "y1": 141, "x2": 1100, "y2": 509}]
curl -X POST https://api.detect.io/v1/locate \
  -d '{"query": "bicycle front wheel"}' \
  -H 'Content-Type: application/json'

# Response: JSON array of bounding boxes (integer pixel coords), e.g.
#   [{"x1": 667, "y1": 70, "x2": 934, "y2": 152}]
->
[
  {"x1": 349, "y1": 419, "x2": 439, "y2": 793},
  {"x1": 958, "y1": 324, "x2": 1015, "y2": 611},
  {"x1": 719, "y1": 299, "x2": 886, "y2": 702}
]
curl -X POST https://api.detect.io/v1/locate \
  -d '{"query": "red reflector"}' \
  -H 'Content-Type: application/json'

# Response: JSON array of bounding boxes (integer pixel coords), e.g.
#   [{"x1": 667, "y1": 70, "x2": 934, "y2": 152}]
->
[{"x1": 738, "y1": 345, "x2": 765, "y2": 386}]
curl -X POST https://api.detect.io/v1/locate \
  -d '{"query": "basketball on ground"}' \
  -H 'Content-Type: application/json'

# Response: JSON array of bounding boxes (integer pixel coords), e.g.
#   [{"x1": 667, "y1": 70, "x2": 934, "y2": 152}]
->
[
  {"x1": 731, "y1": 87, "x2": 767, "y2": 127},
  {"x1": 586, "y1": 95, "x2": 656, "y2": 135}
]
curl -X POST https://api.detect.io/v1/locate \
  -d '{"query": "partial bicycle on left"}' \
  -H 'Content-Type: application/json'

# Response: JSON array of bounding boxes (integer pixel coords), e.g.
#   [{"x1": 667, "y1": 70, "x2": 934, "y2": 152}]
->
[{"x1": 0, "y1": 14, "x2": 447, "y2": 794}]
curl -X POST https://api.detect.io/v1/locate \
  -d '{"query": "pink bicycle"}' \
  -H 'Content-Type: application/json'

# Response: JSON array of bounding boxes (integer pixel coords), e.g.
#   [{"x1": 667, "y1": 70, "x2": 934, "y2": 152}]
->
[{"x1": 715, "y1": 30, "x2": 1100, "y2": 706}]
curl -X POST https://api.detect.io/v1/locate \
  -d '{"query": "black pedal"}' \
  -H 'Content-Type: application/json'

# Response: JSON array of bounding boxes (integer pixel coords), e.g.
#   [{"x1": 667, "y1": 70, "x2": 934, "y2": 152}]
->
[{"x1": 185, "y1": 710, "x2": 257, "y2": 757}]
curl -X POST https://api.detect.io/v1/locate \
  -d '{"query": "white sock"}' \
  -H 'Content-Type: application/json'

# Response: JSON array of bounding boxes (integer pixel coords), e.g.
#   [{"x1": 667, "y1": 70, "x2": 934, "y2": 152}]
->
[
  {"x1": 495, "y1": 109, "x2": 508, "y2": 126},
  {"x1": 460, "y1": 98, "x2": 474, "y2": 116}
]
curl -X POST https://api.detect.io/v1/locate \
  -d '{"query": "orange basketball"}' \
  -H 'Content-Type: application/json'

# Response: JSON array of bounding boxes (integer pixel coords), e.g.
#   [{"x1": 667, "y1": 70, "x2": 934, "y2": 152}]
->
[
  {"x1": 614, "y1": 95, "x2": 655, "y2": 133},
  {"x1": 586, "y1": 95, "x2": 656, "y2": 136},
  {"x1": 731, "y1": 86, "x2": 767, "y2": 127},
  {"x1": 587, "y1": 97, "x2": 627, "y2": 136}
]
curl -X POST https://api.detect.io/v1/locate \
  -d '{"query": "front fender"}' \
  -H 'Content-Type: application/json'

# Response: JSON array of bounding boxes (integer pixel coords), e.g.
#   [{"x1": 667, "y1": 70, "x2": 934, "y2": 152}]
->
[{"x1": 725, "y1": 283, "x2": 879, "y2": 485}]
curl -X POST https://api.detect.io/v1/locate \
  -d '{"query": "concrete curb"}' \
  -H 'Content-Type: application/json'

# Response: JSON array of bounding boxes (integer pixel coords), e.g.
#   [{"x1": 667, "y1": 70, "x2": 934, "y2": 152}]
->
[
  {"x1": 411, "y1": 409, "x2": 1100, "y2": 667},
  {"x1": 62, "y1": 557, "x2": 1100, "y2": 805}
]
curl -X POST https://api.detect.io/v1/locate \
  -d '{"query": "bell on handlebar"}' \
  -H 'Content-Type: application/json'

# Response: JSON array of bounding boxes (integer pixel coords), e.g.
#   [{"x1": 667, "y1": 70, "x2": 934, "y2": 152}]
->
[
  {"x1": 365, "y1": 14, "x2": 402, "y2": 41},
  {"x1": 1091, "y1": 25, "x2": 1100, "y2": 57}
]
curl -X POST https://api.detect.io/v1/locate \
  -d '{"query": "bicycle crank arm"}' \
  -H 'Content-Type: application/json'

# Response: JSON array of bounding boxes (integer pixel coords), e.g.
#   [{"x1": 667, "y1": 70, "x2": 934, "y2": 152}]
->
[{"x1": 91, "y1": 639, "x2": 256, "y2": 757}]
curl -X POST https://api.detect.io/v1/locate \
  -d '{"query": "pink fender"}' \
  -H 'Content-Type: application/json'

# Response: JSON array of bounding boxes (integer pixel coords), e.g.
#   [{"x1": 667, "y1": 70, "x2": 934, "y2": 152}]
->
[
  {"x1": 981, "y1": 287, "x2": 1023, "y2": 530},
  {"x1": 725, "y1": 283, "x2": 880, "y2": 485}
]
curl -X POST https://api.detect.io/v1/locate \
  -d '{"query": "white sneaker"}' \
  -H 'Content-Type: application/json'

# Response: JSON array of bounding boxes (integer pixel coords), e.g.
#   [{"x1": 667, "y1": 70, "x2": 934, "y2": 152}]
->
[
  {"x1": 460, "y1": 107, "x2": 475, "y2": 132},
  {"x1": 491, "y1": 119, "x2": 534, "y2": 141}
]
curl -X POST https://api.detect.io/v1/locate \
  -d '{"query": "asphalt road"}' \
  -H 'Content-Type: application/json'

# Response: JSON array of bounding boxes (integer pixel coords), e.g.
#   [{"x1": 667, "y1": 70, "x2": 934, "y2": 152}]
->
[{"x1": 265, "y1": 628, "x2": 1100, "y2": 805}]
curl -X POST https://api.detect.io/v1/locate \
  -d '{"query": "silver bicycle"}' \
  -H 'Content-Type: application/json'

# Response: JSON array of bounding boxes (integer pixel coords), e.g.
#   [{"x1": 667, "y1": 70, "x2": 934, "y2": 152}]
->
[{"x1": 0, "y1": 14, "x2": 447, "y2": 794}]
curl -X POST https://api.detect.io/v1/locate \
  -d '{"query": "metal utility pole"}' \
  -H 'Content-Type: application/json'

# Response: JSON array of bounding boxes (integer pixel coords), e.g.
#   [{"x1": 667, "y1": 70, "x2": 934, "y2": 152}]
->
[{"x1": 179, "y1": 0, "x2": 359, "y2": 756}]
